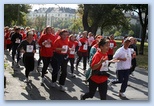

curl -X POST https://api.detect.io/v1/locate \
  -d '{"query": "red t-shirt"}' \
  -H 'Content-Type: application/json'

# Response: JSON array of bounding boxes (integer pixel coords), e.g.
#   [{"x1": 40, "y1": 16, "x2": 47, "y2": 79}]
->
[
  {"x1": 90, "y1": 50, "x2": 108, "y2": 83},
  {"x1": 33, "y1": 34, "x2": 38, "y2": 41},
  {"x1": 91, "y1": 40, "x2": 97, "y2": 47},
  {"x1": 68, "y1": 40, "x2": 78, "y2": 58},
  {"x1": 107, "y1": 40, "x2": 117, "y2": 55},
  {"x1": 78, "y1": 38, "x2": 88, "y2": 52},
  {"x1": 20, "y1": 32, "x2": 26, "y2": 40},
  {"x1": 38, "y1": 34, "x2": 55, "y2": 57},
  {"x1": 55, "y1": 33, "x2": 60, "y2": 40},
  {"x1": 53, "y1": 37, "x2": 69, "y2": 55},
  {"x1": 5, "y1": 31, "x2": 12, "y2": 44}
]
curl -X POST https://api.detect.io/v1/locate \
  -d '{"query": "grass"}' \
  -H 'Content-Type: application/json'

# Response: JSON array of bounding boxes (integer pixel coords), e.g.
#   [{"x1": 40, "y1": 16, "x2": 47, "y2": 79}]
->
[
  {"x1": 115, "y1": 40, "x2": 148, "y2": 70},
  {"x1": 4, "y1": 63, "x2": 8, "y2": 69}
]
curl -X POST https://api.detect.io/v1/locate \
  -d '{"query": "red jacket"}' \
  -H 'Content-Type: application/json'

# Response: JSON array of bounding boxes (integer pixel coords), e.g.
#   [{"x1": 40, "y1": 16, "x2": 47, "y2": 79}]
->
[
  {"x1": 53, "y1": 37, "x2": 69, "y2": 55},
  {"x1": 78, "y1": 38, "x2": 88, "y2": 52},
  {"x1": 38, "y1": 34, "x2": 55, "y2": 57},
  {"x1": 68, "y1": 40, "x2": 78, "y2": 58}
]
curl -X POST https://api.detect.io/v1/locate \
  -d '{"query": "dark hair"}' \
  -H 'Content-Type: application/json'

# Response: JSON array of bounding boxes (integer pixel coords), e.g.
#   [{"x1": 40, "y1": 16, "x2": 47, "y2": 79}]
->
[
  {"x1": 26, "y1": 30, "x2": 34, "y2": 37},
  {"x1": 15, "y1": 27, "x2": 20, "y2": 30},
  {"x1": 45, "y1": 26, "x2": 52, "y2": 33},
  {"x1": 98, "y1": 38, "x2": 108, "y2": 48},
  {"x1": 59, "y1": 29, "x2": 68, "y2": 36},
  {"x1": 107, "y1": 37, "x2": 110, "y2": 40}
]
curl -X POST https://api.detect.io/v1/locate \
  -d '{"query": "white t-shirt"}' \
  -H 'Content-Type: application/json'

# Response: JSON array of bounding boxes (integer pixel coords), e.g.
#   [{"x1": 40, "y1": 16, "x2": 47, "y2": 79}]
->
[
  {"x1": 88, "y1": 36, "x2": 94, "y2": 46},
  {"x1": 113, "y1": 46, "x2": 132, "y2": 70}
]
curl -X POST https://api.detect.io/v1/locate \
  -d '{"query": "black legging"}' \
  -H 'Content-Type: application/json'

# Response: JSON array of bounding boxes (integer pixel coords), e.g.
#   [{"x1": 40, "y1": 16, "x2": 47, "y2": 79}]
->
[
  {"x1": 51, "y1": 53, "x2": 68, "y2": 85},
  {"x1": 68, "y1": 58, "x2": 75, "y2": 74},
  {"x1": 23, "y1": 54, "x2": 34, "y2": 78},
  {"x1": 82, "y1": 79, "x2": 108, "y2": 100},
  {"x1": 37, "y1": 48, "x2": 42, "y2": 66},
  {"x1": 129, "y1": 58, "x2": 136, "y2": 74},
  {"x1": 6, "y1": 43, "x2": 12, "y2": 52},
  {"x1": 12, "y1": 45, "x2": 20, "y2": 63},
  {"x1": 76, "y1": 51, "x2": 88, "y2": 70},
  {"x1": 41, "y1": 57, "x2": 52, "y2": 78}
]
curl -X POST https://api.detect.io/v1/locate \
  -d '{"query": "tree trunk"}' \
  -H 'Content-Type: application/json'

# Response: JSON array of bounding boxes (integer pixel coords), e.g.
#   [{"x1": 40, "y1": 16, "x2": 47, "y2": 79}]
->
[
  {"x1": 82, "y1": 4, "x2": 90, "y2": 31},
  {"x1": 138, "y1": 5, "x2": 148, "y2": 55},
  {"x1": 139, "y1": 26, "x2": 146, "y2": 55},
  {"x1": 91, "y1": 24, "x2": 98, "y2": 35}
]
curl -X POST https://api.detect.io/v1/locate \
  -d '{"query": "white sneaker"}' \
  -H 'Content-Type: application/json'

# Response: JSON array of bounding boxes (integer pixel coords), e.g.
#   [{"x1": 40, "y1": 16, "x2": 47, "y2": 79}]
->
[
  {"x1": 51, "y1": 82, "x2": 56, "y2": 88},
  {"x1": 83, "y1": 70, "x2": 86, "y2": 75},
  {"x1": 41, "y1": 77, "x2": 45, "y2": 84},
  {"x1": 71, "y1": 73, "x2": 76, "y2": 78},
  {"x1": 24, "y1": 78, "x2": 29, "y2": 83},
  {"x1": 131, "y1": 72, "x2": 134, "y2": 76},
  {"x1": 108, "y1": 81, "x2": 113, "y2": 88},
  {"x1": 59, "y1": 85, "x2": 66, "y2": 92},
  {"x1": 119, "y1": 92, "x2": 126, "y2": 98}
]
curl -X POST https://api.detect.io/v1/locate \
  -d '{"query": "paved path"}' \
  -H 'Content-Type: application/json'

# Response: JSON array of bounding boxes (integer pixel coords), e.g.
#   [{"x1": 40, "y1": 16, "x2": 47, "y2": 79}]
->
[{"x1": 4, "y1": 50, "x2": 148, "y2": 100}]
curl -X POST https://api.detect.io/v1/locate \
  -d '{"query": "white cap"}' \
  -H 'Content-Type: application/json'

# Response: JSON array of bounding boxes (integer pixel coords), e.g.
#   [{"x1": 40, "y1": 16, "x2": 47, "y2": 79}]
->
[{"x1": 124, "y1": 37, "x2": 131, "y2": 43}]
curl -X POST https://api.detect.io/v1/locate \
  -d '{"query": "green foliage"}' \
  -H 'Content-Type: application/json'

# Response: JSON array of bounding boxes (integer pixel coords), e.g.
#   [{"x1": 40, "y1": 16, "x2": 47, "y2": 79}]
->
[
  {"x1": 114, "y1": 31, "x2": 121, "y2": 36},
  {"x1": 128, "y1": 30, "x2": 134, "y2": 36},
  {"x1": 4, "y1": 4, "x2": 32, "y2": 26},
  {"x1": 79, "y1": 4, "x2": 130, "y2": 35},
  {"x1": 69, "y1": 15, "x2": 83, "y2": 33},
  {"x1": 4, "y1": 64, "x2": 7, "y2": 69}
]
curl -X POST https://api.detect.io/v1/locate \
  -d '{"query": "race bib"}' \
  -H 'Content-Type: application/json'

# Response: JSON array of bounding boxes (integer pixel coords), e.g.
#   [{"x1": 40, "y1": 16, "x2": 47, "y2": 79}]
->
[
  {"x1": 100, "y1": 60, "x2": 108, "y2": 71},
  {"x1": 125, "y1": 52, "x2": 131, "y2": 60},
  {"x1": 26, "y1": 45, "x2": 34, "y2": 52},
  {"x1": 110, "y1": 43, "x2": 114, "y2": 48},
  {"x1": 83, "y1": 44, "x2": 87, "y2": 50},
  {"x1": 61, "y1": 45, "x2": 68, "y2": 53},
  {"x1": 70, "y1": 49, "x2": 75, "y2": 54},
  {"x1": 44, "y1": 40, "x2": 51, "y2": 48},
  {"x1": 45, "y1": 44, "x2": 51, "y2": 48},
  {"x1": 15, "y1": 38, "x2": 20, "y2": 43}
]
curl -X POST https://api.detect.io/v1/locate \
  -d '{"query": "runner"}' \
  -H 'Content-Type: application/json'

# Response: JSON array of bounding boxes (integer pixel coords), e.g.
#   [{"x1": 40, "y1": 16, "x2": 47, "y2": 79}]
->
[
  {"x1": 17, "y1": 30, "x2": 36, "y2": 83},
  {"x1": 11, "y1": 27, "x2": 22, "y2": 68},
  {"x1": 80, "y1": 38, "x2": 110, "y2": 100},
  {"x1": 51, "y1": 29, "x2": 69, "y2": 91},
  {"x1": 38, "y1": 26, "x2": 56, "y2": 84}
]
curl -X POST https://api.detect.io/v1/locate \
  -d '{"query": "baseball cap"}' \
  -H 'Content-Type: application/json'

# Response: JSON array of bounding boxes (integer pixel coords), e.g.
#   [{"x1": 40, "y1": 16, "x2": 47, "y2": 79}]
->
[{"x1": 124, "y1": 37, "x2": 131, "y2": 43}]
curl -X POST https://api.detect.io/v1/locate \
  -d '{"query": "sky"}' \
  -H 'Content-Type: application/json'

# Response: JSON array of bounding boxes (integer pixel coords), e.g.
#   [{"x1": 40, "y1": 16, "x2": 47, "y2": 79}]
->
[{"x1": 31, "y1": 4, "x2": 79, "y2": 11}]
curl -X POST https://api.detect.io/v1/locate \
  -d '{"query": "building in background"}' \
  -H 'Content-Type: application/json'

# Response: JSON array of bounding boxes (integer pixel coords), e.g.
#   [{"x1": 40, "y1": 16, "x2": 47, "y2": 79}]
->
[{"x1": 27, "y1": 7, "x2": 76, "y2": 27}]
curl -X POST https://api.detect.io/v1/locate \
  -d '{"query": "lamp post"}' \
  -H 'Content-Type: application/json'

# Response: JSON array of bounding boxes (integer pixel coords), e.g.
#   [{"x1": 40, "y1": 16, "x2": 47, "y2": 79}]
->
[
  {"x1": 74, "y1": 10, "x2": 77, "y2": 34},
  {"x1": 55, "y1": 4, "x2": 60, "y2": 28},
  {"x1": 17, "y1": 4, "x2": 20, "y2": 25},
  {"x1": 45, "y1": 9, "x2": 48, "y2": 26}
]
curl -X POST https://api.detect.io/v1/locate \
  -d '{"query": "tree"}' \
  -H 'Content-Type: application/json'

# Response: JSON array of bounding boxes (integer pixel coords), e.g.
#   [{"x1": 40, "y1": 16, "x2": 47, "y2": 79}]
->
[
  {"x1": 128, "y1": 30, "x2": 134, "y2": 36},
  {"x1": 78, "y1": 4, "x2": 130, "y2": 35},
  {"x1": 4, "y1": 4, "x2": 31, "y2": 26},
  {"x1": 69, "y1": 14, "x2": 84, "y2": 33},
  {"x1": 114, "y1": 31, "x2": 121, "y2": 37},
  {"x1": 120, "y1": 4, "x2": 148, "y2": 55}
]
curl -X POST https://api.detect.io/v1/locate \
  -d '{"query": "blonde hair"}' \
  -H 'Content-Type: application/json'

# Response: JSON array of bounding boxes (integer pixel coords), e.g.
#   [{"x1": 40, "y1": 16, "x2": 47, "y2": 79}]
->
[{"x1": 69, "y1": 34, "x2": 75, "y2": 40}]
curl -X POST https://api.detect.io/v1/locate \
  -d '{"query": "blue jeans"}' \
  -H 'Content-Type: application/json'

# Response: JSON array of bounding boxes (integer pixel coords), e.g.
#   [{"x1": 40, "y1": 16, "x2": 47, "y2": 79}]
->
[{"x1": 112, "y1": 69, "x2": 130, "y2": 93}]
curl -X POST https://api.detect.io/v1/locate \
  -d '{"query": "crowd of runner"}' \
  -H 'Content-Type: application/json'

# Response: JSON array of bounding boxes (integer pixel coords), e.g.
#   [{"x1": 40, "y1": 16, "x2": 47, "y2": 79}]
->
[{"x1": 4, "y1": 25, "x2": 138, "y2": 100}]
